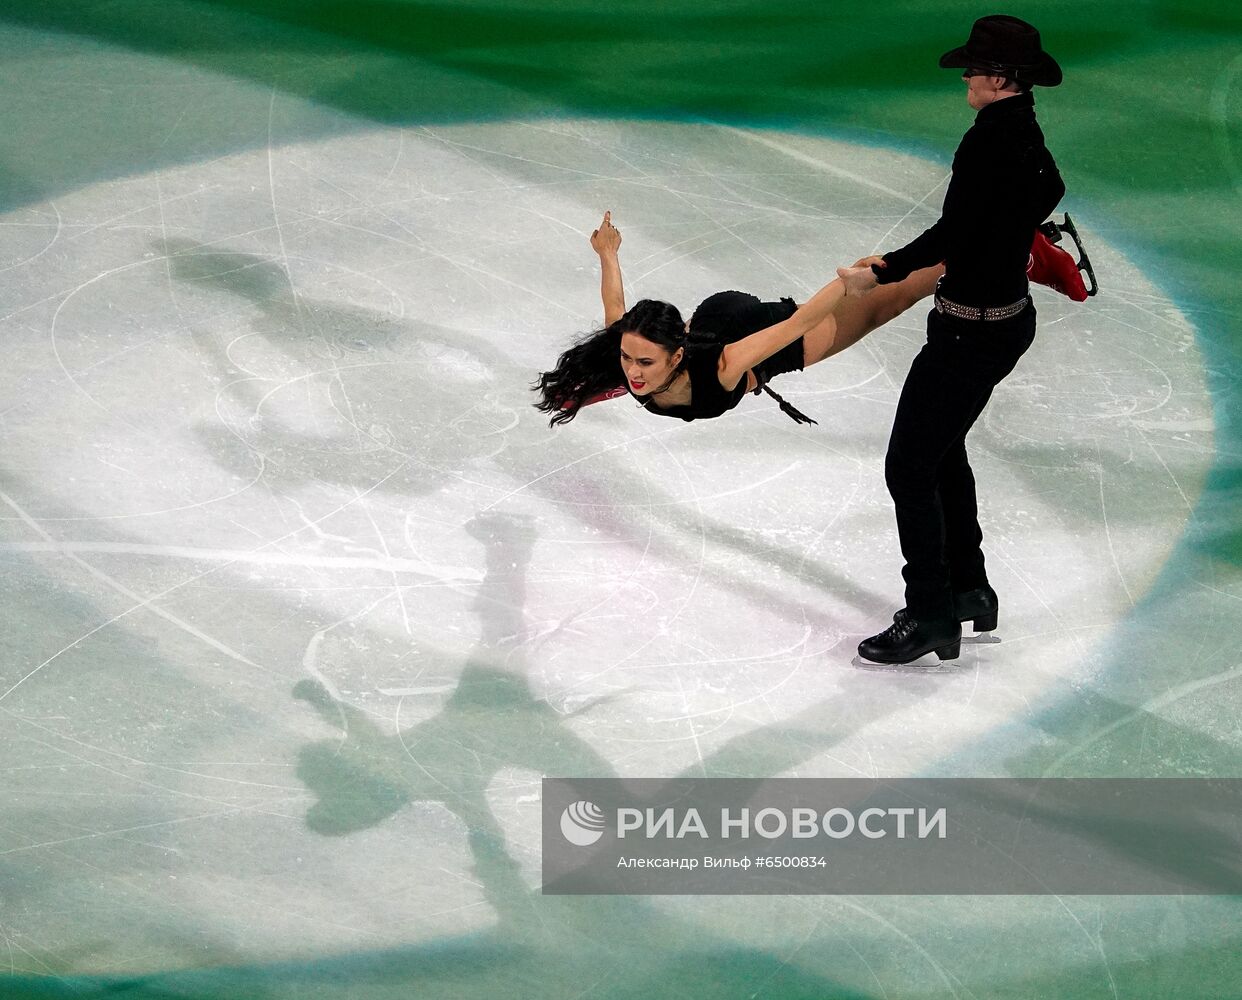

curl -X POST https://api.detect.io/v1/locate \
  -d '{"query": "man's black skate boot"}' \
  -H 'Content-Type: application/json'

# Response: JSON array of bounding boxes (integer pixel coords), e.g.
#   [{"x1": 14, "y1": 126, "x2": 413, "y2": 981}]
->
[{"x1": 859, "y1": 615, "x2": 962, "y2": 665}]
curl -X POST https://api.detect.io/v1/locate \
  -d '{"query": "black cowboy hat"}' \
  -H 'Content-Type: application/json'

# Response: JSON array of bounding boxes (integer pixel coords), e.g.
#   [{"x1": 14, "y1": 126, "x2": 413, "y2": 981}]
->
[{"x1": 938, "y1": 14, "x2": 1062, "y2": 87}]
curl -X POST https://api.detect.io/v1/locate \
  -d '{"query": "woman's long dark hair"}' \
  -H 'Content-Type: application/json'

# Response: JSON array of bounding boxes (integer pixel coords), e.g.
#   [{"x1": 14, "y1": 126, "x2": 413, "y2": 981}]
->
[{"x1": 533, "y1": 299, "x2": 694, "y2": 426}]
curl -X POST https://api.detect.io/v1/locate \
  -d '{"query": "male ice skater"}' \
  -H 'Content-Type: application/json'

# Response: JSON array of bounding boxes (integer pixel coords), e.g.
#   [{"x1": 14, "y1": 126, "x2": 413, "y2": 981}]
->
[{"x1": 852, "y1": 15, "x2": 1066, "y2": 664}]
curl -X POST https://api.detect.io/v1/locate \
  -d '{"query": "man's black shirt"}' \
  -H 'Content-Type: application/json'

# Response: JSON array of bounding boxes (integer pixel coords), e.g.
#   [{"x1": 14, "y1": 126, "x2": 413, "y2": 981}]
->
[{"x1": 875, "y1": 92, "x2": 1065, "y2": 306}]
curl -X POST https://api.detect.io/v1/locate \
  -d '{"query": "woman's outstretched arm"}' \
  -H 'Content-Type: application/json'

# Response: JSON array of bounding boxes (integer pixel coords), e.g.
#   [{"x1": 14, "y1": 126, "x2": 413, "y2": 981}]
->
[
  {"x1": 717, "y1": 266, "x2": 874, "y2": 391},
  {"x1": 591, "y1": 211, "x2": 625, "y2": 326}
]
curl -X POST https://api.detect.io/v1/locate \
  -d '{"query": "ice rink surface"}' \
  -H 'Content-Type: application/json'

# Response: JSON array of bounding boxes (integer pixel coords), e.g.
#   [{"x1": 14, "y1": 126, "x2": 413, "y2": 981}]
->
[{"x1": 2, "y1": 19, "x2": 1241, "y2": 1000}]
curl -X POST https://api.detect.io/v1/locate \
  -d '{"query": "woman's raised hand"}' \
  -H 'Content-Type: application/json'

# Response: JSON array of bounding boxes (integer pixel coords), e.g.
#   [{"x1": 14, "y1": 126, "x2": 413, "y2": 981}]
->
[{"x1": 590, "y1": 211, "x2": 622, "y2": 256}]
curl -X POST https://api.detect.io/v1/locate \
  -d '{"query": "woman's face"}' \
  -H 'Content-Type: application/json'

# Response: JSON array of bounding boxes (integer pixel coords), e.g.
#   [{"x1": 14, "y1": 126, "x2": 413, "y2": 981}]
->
[{"x1": 620, "y1": 331, "x2": 682, "y2": 395}]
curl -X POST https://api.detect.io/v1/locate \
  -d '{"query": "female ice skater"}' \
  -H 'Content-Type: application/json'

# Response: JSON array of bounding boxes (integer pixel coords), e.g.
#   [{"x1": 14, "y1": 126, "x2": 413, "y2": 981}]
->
[
  {"x1": 535, "y1": 213, "x2": 937, "y2": 426},
  {"x1": 534, "y1": 212, "x2": 1085, "y2": 427}
]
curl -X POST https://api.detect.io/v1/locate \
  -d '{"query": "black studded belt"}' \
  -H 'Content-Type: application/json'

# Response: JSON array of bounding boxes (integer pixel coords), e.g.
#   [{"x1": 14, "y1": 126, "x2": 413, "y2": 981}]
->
[{"x1": 934, "y1": 290, "x2": 1030, "y2": 322}]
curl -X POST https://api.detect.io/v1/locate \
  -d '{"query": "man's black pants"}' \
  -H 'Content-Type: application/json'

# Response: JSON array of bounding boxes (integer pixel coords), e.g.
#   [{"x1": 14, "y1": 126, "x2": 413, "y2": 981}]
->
[{"x1": 884, "y1": 303, "x2": 1036, "y2": 620}]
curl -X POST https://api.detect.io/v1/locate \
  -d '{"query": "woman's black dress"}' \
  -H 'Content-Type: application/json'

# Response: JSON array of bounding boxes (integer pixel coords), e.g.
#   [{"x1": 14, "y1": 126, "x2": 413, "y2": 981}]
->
[{"x1": 631, "y1": 291, "x2": 812, "y2": 423}]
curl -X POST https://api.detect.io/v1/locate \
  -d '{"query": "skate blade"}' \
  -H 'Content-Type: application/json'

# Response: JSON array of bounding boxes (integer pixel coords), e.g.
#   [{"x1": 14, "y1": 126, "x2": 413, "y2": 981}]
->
[
  {"x1": 1046, "y1": 213, "x2": 1099, "y2": 297},
  {"x1": 963, "y1": 630, "x2": 1001, "y2": 645},
  {"x1": 851, "y1": 652, "x2": 964, "y2": 674}
]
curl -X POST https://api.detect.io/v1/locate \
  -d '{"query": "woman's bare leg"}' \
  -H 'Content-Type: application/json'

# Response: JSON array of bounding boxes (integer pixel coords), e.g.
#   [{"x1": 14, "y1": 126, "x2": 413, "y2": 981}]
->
[{"x1": 800, "y1": 263, "x2": 943, "y2": 368}]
